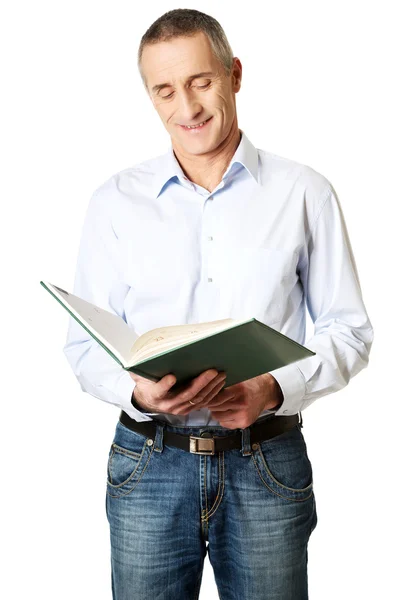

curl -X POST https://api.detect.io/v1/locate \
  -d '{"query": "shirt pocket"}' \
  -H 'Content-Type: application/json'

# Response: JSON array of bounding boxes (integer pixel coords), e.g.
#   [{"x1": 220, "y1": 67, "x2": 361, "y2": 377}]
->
[{"x1": 218, "y1": 245, "x2": 297, "y2": 325}]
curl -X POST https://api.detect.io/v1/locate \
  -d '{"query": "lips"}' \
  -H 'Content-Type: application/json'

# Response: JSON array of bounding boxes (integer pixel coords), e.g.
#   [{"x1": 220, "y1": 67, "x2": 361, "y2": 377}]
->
[{"x1": 179, "y1": 116, "x2": 213, "y2": 131}]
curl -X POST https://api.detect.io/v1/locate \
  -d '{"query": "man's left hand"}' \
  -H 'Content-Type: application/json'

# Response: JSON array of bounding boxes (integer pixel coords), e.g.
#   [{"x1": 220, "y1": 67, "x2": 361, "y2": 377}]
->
[{"x1": 203, "y1": 373, "x2": 284, "y2": 430}]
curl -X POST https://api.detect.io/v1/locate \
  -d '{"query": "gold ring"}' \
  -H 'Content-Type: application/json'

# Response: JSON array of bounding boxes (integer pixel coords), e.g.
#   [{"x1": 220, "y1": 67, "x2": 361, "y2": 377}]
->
[{"x1": 188, "y1": 399, "x2": 196, "y2": 405}]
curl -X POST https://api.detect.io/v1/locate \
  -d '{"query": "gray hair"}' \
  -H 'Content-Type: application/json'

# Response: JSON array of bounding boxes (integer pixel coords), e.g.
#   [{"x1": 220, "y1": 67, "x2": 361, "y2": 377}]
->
[{"x1": 137, "y1": 9, "x2": 234, "y2": 92}]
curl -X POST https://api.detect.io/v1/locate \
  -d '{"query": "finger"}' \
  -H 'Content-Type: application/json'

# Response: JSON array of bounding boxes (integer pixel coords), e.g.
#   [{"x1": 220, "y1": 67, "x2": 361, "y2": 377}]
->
[
  {"x1": 154, "y1": 369, "x2": 226, "y2": 413},
  {"x1": 194, "y1": 373, "x2": 227, "y2": 403},
  {"x1": 177, "y1": 379, "x2": 227, "y2": 415},
  {"x1": 154, "y1": 374, "x2": 177, "y2": 397},
  {"x1": 129, "y1": 372, "x2": 149, "y2": 382},
  {"x1": 175, "y1": 371, "x2": 225, "y2": 404},
  {"x1": 210, "y1": 404, "x2": 237, "y2": 415},
  {"x1": 185, "y1": 369, "x2": 222, "y2": 398},
  {"x1": 207, "y1": 397, "x2": 237, "y2": 411},
  {"x1": 199, "y1": 382, "x2": 230, "y2": 407},
  {"x1": 159, "y1": 370, "x2": 220, "y2": 403},
  {"x1": 174, "y1": 374, "x2": 226, "y2": 411},
  {"x1": 153, "y1": 372, "x2": 224, "y2": 414},
  {"x1": 212, "y1": 417, "x2": 238, "y2": 429},
  {"x1": 206, "y1": 393, "x2": 236, "y2": 409}
]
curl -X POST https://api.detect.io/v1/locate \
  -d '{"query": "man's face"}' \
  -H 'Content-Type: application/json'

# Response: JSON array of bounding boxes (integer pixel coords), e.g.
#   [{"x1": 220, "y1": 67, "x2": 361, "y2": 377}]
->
[{"x1": 141, "y1": 32, "x2": 241, "y2": 156}]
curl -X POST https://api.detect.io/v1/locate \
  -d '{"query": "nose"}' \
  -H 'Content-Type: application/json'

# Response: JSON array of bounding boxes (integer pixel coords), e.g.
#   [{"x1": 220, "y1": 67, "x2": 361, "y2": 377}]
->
[{"x1": 177, "y1": 89, "x2": 203, "y2": 125}]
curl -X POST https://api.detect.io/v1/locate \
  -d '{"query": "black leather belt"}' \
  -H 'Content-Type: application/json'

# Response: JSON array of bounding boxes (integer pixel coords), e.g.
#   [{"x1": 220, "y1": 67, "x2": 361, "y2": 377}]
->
[{"x1": 119, "y1": 410, "x2": 302, "y2": 455}]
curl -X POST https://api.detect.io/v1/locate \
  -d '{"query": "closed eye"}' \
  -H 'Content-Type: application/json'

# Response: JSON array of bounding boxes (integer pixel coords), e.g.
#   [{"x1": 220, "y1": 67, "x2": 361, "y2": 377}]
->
[{"x1": 161, "y1": 82, "x2": 211, "y2": 99}]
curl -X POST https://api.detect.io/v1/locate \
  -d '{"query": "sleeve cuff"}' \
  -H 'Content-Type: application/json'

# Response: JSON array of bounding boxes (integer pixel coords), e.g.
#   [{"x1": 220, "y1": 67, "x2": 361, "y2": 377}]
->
[
  {"x1": 115, "y1": 370, "x2": 158, "y2": 422},
  {"x1": 267, "y1": 362, "x2": 306, "y2": 416}
]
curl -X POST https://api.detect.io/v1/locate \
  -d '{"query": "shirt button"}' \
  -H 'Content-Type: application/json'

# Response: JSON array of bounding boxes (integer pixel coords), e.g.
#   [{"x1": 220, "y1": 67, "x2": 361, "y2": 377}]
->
[
  {"x1": 208, "y1": 277, "x2": 213, "y2": 283},
  {"x1": 208, "y1": 236, "x2": 213, "y2": 241},
  {"x1": 209, "y1": 196, "x2": 213, "y2": 201}
]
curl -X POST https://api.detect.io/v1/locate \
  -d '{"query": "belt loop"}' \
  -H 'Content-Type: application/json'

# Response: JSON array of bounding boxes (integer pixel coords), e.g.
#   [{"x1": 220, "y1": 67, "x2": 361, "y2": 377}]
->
[
  {"x1": 153, "y1": 422, "x2": 165, "y2": 453},
  {"x1": 241, "y1": 426, "x2": 252, "y2": 456}
]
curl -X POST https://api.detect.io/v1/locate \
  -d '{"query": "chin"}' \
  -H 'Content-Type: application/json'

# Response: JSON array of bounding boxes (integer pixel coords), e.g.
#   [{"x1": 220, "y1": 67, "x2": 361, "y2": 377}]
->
[{"x1": 177, "y1": 137, "x2": 212, "y2": 152}]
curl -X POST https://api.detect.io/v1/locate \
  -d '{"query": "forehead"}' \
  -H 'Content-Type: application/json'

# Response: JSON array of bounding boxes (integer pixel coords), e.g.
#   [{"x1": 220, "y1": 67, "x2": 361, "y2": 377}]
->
[{"x1": 141, "y1": 32, "x2": 221, "y2": 89}]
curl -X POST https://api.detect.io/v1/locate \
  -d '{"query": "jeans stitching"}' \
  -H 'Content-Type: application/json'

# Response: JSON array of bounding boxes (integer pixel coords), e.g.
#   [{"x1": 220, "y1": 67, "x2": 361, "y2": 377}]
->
[
  {"x1": 107, "y1": 442, "x2": 148, "y2": 489},
  {"x1": 112, "y1": 443, "x2": 142, "y2": 460},
  {"x1": 202, "y1": 452, "x2": 225, "y2": 520},
  {"x1": 256, "y1": 443, "x2": 313, "y2": 493},
  {"x1": 310, "y1": 493, "x2": 318, "y2": 536},
  {"x1": 251, "y1": 452, "x2": 313, "y2": 503},
  {"x1": 204, "y1": 453, "x2": 208, "y2": 517},
  {"x1": 107, "y1": 446, "x2": 143, "y2": 486},
  {"x1": 106, "y1": 445, "x2": 154, "y2": 497},
  {"x1": 108, "y1": 448, "x2": 115, "y2": 484}
]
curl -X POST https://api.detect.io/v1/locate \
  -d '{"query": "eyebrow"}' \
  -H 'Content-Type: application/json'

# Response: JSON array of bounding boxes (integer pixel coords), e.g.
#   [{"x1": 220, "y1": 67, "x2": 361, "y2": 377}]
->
[{"x1": 151, "y1": 71, "x2": 215, "y2": 94}]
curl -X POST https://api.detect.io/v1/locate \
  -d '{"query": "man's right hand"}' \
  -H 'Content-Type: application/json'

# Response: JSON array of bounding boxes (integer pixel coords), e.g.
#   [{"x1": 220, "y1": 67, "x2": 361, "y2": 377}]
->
[{"x1": 129, "y1": 369, "x2": 227, "y2": 415}]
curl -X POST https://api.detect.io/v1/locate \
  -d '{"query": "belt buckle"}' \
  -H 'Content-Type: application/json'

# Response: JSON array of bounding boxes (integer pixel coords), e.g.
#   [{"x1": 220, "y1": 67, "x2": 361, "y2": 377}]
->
[{"x1": 189, "y1": 434, "x2": 215, "y2": 455}]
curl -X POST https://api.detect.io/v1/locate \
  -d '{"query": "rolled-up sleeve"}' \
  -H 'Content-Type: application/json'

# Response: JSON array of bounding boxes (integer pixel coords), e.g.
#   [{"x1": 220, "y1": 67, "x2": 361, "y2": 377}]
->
[
  {"x1": 271, "y1": 184, "x2": 374, "y2": 415},
  {"x1": 62, "y1": 185, "x2": 158, "y2": 421}
]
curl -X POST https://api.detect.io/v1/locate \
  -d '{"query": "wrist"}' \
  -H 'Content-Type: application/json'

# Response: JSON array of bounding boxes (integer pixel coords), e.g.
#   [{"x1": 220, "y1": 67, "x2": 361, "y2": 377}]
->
[
  {"x1": 263, "y1": 373, "x2": 284, "y2": 410},
  {"x1": 131, "y1": 388, "x2": 147, "y2": 412},
  {"x1": 271, "y1": 375, "x2": 284, "y2": 408}
]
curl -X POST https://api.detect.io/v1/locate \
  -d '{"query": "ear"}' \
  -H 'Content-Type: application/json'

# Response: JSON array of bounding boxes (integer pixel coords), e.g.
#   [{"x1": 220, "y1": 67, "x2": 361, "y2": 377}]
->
[{"x1": 231, "y1": 57, "x2": 242, "y2": 93}]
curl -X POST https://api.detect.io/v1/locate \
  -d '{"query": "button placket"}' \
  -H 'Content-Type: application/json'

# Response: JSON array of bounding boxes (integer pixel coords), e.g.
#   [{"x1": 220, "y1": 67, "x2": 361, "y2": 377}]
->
[{"x1": 202, "y1": 195, "x2": 215, "y2": 284}]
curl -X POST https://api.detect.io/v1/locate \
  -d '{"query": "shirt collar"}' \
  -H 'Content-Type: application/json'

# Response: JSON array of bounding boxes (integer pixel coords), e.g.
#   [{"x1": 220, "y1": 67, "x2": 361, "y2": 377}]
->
[{"x1": 153, "y1": 129, "x2": 259, "y2": 198}]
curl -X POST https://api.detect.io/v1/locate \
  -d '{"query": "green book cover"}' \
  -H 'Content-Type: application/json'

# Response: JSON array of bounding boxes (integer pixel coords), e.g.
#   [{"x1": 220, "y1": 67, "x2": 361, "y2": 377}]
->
[{"x1": 41, "y1": 280, "x2": 315, "y2": 389}]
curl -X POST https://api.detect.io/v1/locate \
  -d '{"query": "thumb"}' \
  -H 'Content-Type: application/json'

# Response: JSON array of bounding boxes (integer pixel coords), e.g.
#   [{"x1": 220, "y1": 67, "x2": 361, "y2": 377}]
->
[
  {"x1": 158, "y1": 374, "x2": 177, "y2": 394},
  {"x1": 129, "y1": 372, "x2": 148, "y2": 383}
]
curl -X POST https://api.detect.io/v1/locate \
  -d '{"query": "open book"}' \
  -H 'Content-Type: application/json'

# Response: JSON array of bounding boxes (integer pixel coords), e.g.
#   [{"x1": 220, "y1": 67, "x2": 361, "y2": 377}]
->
[{"x1": 40, "y1": 280, "x2": 315, "y2": 388}]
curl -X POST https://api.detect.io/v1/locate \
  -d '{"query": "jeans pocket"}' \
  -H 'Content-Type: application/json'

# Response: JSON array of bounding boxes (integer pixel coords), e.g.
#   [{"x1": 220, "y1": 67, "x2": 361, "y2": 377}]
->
[
  {"x1": 106, "y1": 422, "x2": 154, "y2": 498},
  {"x1": 252, "y1": 424, "x2": 314, "y2": 502}
]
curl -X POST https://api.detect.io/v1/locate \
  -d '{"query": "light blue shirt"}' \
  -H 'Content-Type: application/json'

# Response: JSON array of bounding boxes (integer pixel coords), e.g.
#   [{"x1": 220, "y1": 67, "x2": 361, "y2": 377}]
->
[{"x1": 63, "y1": 130, "x2": 374, "y2": 425}]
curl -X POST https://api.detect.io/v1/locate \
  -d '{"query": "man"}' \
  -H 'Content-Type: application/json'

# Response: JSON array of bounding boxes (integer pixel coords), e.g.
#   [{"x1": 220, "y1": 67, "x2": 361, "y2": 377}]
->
[{"x1": 63, "y1": 8, "x2": 374, "y2": 600}]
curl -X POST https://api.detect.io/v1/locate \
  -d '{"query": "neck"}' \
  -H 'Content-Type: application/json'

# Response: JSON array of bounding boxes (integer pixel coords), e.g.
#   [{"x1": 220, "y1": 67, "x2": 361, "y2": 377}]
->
[{"x1": 172, "y1": 125, "x2": 242, "y2": 193}]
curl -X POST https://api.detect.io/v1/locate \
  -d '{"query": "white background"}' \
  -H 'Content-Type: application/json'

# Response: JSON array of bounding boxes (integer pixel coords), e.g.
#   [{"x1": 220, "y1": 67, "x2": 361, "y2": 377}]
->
[{"x1": 2, "y1": 1, "x2": 398, "y2": 598}]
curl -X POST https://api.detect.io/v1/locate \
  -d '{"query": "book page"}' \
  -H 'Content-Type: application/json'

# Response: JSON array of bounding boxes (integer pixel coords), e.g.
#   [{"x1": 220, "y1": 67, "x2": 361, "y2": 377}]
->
[
  {"x1": 129, "y1": 318, "x2": 246, "y2": 365},
  {"x1": 42, "y1": 281, "x2": 138, "y2": 366}
]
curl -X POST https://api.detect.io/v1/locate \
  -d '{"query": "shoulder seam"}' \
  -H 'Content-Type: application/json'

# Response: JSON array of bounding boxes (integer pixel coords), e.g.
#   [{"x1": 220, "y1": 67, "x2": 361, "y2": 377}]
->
[
  {"x1": 298, "y1": 184, "x2": 333, "y2": 271},
  {"x1": 307, "y1": 184, "x2": 332, "y2": 243}
]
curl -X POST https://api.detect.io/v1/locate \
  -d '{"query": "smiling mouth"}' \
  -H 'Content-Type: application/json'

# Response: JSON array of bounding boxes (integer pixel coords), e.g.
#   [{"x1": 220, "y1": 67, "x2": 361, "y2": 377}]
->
[{"x1": 179, "y1": 117, "x2": 212, "y2": 130}]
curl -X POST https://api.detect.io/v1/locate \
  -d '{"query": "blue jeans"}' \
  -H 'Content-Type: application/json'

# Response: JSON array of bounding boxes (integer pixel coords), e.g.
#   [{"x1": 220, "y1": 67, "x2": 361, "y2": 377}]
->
[{"x1": 105, "y1": 414, "x2": 317, "y2": 599}]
